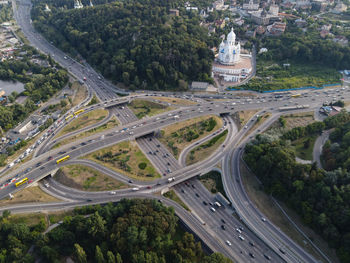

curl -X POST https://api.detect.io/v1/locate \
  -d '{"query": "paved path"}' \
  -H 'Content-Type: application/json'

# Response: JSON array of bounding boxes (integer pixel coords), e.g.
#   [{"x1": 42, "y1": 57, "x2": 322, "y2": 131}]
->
[{"x1": 313, "y1": 130, "x2": 331, "y2": 169}]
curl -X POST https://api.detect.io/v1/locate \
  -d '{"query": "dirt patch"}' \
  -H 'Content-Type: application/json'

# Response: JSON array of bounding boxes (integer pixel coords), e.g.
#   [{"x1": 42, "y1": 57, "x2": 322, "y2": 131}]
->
[
  {"x1": 84, "y1": 140, "x2": 160, "y2": 181},
  {"x1": 55, "y1": 165, "x2": 128, "y2": 191},
  {"x1": 0, "y1": 186, "x2": 61, "y2": 207},
  {"x1": 159, "y1": 115, "x2": 223, "y2": 159},
  {"x1": 240, "y1": 161, "x2": 339, "y2": 263}
]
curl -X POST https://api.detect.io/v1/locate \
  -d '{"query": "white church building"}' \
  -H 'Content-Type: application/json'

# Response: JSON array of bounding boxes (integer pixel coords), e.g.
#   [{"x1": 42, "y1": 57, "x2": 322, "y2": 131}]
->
[{"x1": 212, "y1": 28, "x2": 252, "y2": 83}]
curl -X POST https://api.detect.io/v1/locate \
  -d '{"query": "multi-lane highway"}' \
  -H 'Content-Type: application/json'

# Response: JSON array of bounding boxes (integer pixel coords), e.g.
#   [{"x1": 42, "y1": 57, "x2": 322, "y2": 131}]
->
[{"x1": 3, "y1": 0, "x2": 349, "y2": 262}]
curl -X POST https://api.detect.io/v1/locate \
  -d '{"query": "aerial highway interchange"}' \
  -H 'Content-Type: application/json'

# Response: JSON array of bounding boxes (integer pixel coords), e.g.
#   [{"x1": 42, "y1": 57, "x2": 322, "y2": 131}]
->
[{"x1": 1, "y1": 0, "x2": 349, "y2": 262}]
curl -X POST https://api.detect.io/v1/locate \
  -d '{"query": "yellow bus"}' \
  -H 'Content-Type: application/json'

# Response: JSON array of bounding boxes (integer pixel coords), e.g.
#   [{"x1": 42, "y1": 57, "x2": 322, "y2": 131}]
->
[
  {"x1": 15, "y1": 177, "x2": 28, "y2": 187},
  {"x1": 65, "y1": 114, "x2": 73, "y2": 120},
  {"x1": 56, "y1": 155, "x2": 70, "y2": 164},
  {"x1": 74, "y1": 109, "x2": 84, "y2": 116},
  {"x1": 291, "y1": 94, "x2": 301, "y2": 98}
]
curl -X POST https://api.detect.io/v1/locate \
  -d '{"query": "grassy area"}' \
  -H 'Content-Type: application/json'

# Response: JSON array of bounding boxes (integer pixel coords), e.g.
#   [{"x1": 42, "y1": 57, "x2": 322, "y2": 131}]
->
[
  {"x1": 52, "y1": 117, "x2": 119, "y2": 149},
  {"x1": 265, "y1": 112, "x2": 315, "y2": 138},
  {"x1": 129, "y1": 99, "x2": 172, "y2": 119},
  {"x1": 150, "y1": 96, "x2": 197, "y2": 106},
  {"x1": 55, "y1": 164, "x2": 128, "y2": 191},
  {"x1": 84, "y1": 140, "x2": 160, "y2": 181},
  {"x1": 186, "y1": 130, "x2": 228, "y2": 165},
  {"x1": 57, "y1": 109, "x2": 109, "y2": 136},
  {"x1": 292, "y1": 135, "x2": 317, "y2": 160},
  {"x1": 164, "y1": 190, "x2": 190, "y2": 211},
  {"x1": 243, "y1": 113, "x2": 271, "y2": 139},
  {"x1": 240, "y1": 161, "x2": 339, "y2": 263},
  {"x1": 0, "y1": 186, "x2": 61, "y2": 207},
  {"x1": 199, "y1": 171, "x2": 227, "y2": 198},
  {"x1": 159, "y1": 115, "x2": 223, "y2": 159},
  {"x1": 71, "y1": 81, "x2": 88, "y2": 107},
  {"x1": 240, "y1": 61, "x2": 341, "y2": 92},
  {"x1": 238, "y1": 110, "x2": 260, "y2": 126},
  {"x1": 6, "y1": 210, "x2": 74, "y2": 228}
]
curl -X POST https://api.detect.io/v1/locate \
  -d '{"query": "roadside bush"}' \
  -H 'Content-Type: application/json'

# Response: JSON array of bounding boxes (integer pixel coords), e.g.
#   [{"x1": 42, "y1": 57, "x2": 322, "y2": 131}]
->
[{"x1": 138, "y1": 162, "x2": 147, "y2": 170}]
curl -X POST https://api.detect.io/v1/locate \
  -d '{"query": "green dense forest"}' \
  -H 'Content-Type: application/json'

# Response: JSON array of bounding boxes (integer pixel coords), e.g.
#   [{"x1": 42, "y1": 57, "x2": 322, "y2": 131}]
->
[
  {"x1": 323, "y1": 119, "x2": 350, "y2": 171},
  {"x1": 0, "y1": 3, "x2": 12, "y2": 23},
  {"x1": 31, "y1": 0, "x2": 215, "y2": 91},
  {"x1": 244, "y1": 111, "x2": 350, "y2": 262},
  {"x1": 0, "y1": 199, "x2": 231, "y2": 263}
]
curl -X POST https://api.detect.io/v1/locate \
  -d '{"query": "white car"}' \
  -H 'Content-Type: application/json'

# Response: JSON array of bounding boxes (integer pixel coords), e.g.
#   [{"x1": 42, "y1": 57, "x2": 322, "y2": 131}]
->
[
  {"x1": 236, "y1": 228, "x2": 242, "y2": 233},
  {"x1": 238, "y1": 235, "x2": 245, "y2": 241},
  {"x1": 226, "y1": 240, "x2": 232, "y2": 246},
  {"x1": 109, "y1": 191, "x2": 116, "y2": 195},
  {"x1": 261, "y1": 217, "x2": 267, "y2": 222}
]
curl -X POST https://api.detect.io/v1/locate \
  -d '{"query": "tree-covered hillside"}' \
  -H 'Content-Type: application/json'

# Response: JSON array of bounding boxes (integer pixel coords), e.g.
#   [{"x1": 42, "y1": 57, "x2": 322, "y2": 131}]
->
[
  {"x1": 31, "y1": 0, "x2": 215, "y2": 91},
  {"x1": 244, "y1": 112, "x2": 350, "y2": 262}
]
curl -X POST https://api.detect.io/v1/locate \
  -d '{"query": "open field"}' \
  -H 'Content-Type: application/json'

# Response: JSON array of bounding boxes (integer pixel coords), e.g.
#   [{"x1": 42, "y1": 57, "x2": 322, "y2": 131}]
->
[
  {"x1": 199, "y1": 171, "x2": 227, "y2": 199},
  {"x1": 55, "y1": 164, "x2": 128, "y2": 191},
  {"x1": 186, "y1": 130, "x2": 228, "y2": 165},
  {"x1": 0, "y1": 186, "x2": 61, "y2": 207},
  {"x1": 159, "y1": 115, "x2": 223, "y2": 159},
  {"x1": 292, "y1": 135, "x2": 317, "y2": 160},
  {"x1": 57, "y1": 109, "x2": 109, "y2": 136},
  {"x1": 240, "y1": 161, "x2": 339, "y2": 263},
  {"x1": 240, "y1": 61, "x2": 341, "y2": 92},
  {"x1": 150, "y1": 96, "x2": 197, "y2": 106},
  {"x1": 52, "y1": 117, "x2": 119, "y2": 149},
  {"x1": 85, "y1": 140, "x2": 160, "y2": 181},
  {"x1": 164, "y1": 190, "x2": 190, "y2": 211},
  {"x1": 129, "y1": 99, "x2": 172, "y2": 119}
]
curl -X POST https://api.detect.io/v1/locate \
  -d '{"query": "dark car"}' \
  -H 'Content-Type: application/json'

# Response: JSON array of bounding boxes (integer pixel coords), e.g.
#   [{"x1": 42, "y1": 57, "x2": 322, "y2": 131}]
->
[
  {"x1": 36, "y1": 162, "x2": 41, "y2": 167},
  {"x1": 195, "y1": 193, "x2": 200, "y2": 198},
  {"x1": 249, "y1": 241, "x2": 254, "y2": 247},
  {"x1": 264, "y1": 254, "x2": 271, "y2": 260},
  {"x1": 249, "y1": 252, "x2": 255, "y2": 258},
  {"x1": 221, "y1": 219, "x2": 226, "y2": 224},
  {"x1": 58, "y1": 151, "x2": 66, "y2": 155},
  {"x1": 191, "y1": 184, "x2": 195, "y2": 189},
  {"x1": 203, "y1": 201, "x2": 208, "y2": 205},
  {"x1": 221, "y1": 225, "x2": 226, "y2": 230},
  {"x1": 181, "y1": 189, "x2": 185, "y2": 193},
  {"x1": 48, "y1": 156, "x2": 53, "y2": 161}
]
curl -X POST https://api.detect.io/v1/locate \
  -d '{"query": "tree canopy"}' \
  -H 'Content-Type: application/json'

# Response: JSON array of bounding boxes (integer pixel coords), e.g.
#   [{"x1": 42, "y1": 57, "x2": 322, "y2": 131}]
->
[
  {"x1": 31, "y1": 0, "x2": 215, "y2": 91},
  {"x1": 244, "y1": 113, "x2": 350, "y2": 262}
]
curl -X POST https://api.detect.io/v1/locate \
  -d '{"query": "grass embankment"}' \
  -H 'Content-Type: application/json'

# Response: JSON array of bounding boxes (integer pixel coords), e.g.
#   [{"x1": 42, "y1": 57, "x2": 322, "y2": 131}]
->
[
  {"x1": 129, "y1": 99, "x2": 172, "y2": 119},
  {"x1": 150, "y1": 96, "x2": 197, "y2": 106},
  {"x1": 186, "y1": 130, "x2": 228, "y2": 165},
  {"x1": 199, "y1": 171, "x2": 227, "y2": 199},
  {"x1": 159, "y1": 115, "x2": 223, "y2": 159},
  {"x1": 57, "y1": 108, "x2": 108, "y2": 136},
  {"x1": 7, "y1": 210, "x2": 74, "y2": 227},
  {"x1": 52, "y1": 117, "x2": 119, "y2": 149},
  {"x1": 84, "y1": 140, "x2": 160, "y2": 181},
  {"x1": 240, "y1": 61, "x2": 341, "y2": 91},
  {"x1": 239, "y1": 161, "x2": 338, "y2": 263},
  {"x1": 0, "y1": 186, "x2": 61, "y2": 207},
  {"x1": 71, "y1": 81, "x2": 88, "y2": 107},
  {"x1": 164, "y1": 190, "x2": 190, "y2": 211},
  {"x1": 292, "y1": 135, "x2": 317, "y2": 160},
  {"x1": 55, "y1": 164, "x2": 128, "y2": 191}
]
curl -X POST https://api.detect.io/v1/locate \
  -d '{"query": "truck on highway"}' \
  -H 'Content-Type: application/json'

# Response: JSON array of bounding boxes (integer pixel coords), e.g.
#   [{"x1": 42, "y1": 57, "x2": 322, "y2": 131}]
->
[{"x1": 167, "y1": 177, "x2": 175, "y2": 183}]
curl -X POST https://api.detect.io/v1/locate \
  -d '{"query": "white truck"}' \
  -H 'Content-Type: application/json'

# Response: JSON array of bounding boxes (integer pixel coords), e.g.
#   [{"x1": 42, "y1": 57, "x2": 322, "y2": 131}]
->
[
  {"x1": 167, "y1": 177, "x2": 175, "y2": 183},
  {"x1": 132, "y1": 187, "x2": 140, "y2": 191}
]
